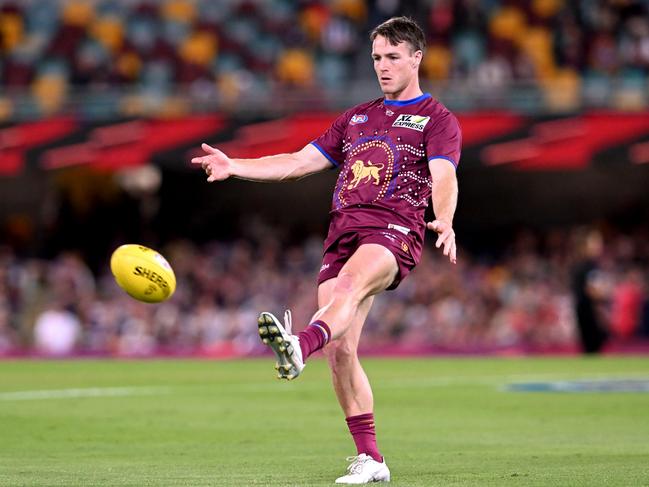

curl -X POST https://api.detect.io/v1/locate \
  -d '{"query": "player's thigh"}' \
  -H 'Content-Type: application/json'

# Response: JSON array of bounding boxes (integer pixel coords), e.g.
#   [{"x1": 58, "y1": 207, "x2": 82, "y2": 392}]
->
[{"x1": 336, "y1": 243, "x2": 398, "y2": 299}]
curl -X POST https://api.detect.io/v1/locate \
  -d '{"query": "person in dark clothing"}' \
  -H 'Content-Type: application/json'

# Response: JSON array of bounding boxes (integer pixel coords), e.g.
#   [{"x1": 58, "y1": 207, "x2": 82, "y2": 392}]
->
[{"x1": 571, "y1": 229, "x2": 609, "y2": 354}]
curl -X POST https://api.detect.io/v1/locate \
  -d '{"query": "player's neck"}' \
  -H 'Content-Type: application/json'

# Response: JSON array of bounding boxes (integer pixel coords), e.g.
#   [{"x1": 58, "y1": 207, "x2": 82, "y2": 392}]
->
[{"x1": 384, "y1": 81, "x2": 423, "y2": 102}]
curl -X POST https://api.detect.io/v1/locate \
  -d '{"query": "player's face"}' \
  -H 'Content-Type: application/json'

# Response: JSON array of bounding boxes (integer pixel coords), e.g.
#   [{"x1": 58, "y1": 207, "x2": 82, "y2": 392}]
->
[{"x1": 372, "y1": 35, "x2": 422, "y2": 98}]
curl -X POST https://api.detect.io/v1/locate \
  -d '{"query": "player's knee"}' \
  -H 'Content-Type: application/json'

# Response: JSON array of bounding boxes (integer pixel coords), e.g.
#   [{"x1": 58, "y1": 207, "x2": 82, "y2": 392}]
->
[
  {"x1": 334, "y1": 271, "x2": 356, "y2": 292},
  {"x1": 331, "y1": 271, "x2": 363, "y2": 303}
]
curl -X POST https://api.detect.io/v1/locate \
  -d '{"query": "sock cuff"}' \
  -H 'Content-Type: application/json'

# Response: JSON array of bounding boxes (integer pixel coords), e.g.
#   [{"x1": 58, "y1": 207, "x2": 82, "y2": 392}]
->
[
  {"x1": 310, "y1": 320, "x2": 331, "y2": 344},
  {"x1": 346, "y1": 412, "x2": 374, "y2": 424}
]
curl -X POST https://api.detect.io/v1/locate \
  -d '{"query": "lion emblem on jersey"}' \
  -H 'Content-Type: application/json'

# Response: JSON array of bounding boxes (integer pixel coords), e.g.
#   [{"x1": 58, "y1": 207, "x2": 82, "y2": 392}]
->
[{"x1": 347, "y1": 160, "x2": 384, "y2": 190}]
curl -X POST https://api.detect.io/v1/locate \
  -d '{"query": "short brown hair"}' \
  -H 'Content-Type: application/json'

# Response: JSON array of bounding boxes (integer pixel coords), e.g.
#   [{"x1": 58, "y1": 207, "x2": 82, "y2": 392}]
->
[{"x1": 370, "y1": 16, "x2": 426, "y2": 53}]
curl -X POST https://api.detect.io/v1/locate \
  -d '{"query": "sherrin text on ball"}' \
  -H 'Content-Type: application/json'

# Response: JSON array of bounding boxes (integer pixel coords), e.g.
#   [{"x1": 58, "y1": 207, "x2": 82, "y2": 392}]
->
[{"x1": 110, "y1": 244, "x2": 176, "y2": 303}]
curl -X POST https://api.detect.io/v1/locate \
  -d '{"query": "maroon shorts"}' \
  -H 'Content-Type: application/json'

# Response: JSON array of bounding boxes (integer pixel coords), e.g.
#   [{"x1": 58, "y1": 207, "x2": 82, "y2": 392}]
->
[{"x1": 317, "y1": 228, "x2": 419, "y2": 291}]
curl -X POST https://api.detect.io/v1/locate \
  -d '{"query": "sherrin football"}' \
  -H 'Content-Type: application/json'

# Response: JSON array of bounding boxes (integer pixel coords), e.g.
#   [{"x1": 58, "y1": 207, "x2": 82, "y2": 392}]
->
[{"x1": 110, "y1": 244, "x2": 176, "y2": 303}]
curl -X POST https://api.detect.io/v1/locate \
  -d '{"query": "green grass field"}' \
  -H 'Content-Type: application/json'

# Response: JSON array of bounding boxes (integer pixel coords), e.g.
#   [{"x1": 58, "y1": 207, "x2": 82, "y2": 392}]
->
[{"x1": 1, "y1": 356, "x2": 649, "y2": 486}]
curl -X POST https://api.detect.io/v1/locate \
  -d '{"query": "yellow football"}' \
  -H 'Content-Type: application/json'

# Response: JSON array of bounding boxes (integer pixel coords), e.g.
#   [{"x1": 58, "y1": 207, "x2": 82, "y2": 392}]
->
[{"x1": 110, "y1": 244, "x2": 176, "y2": 303}]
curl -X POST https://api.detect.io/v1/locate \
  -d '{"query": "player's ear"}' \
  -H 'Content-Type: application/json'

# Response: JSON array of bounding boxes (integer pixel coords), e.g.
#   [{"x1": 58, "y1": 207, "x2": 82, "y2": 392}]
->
[{"x1": 412, "y1": 50, "x2": 423, "y2": 69}]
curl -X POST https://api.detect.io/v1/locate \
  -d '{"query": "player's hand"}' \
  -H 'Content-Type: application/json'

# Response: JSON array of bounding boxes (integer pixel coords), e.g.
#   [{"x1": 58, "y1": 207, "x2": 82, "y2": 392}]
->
[
  {"x1": 191, "y1": 143, "x2": 232, "y2": 182},
  {"x1": 426, "y1": 219, "x2": 457, "y2": 264}
]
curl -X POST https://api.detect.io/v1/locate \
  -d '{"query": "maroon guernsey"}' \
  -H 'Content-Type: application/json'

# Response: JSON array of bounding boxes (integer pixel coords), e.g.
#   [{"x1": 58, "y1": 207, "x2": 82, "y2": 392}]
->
[{"x1": 311, "y1": 93, "x2": 461, "y2": 284}]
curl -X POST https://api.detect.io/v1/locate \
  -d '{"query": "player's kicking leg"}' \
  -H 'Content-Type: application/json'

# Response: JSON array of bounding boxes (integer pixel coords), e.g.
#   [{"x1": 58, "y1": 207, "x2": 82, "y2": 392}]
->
[{"x1": 258, "y1": 243, "x2": 395, "y2": 380}]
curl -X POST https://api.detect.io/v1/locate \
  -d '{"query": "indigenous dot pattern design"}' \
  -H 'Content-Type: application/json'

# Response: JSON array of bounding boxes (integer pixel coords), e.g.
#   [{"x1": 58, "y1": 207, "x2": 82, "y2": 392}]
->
[
  {"x1": 395, "y1": 144, "x2": 425, "y2": 159},
  {"x1": 396, "y1": 170, "x2": 432, "y2": 207}
]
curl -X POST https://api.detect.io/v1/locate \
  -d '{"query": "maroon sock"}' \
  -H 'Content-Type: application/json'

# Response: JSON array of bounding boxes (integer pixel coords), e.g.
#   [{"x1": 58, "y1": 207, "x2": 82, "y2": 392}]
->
[
  {"x1": 298, "y1": 320, "x2": 331, "y2": 360},
  {"x1": 346, "y1": 413, "x2": 382, "y2": 463}
]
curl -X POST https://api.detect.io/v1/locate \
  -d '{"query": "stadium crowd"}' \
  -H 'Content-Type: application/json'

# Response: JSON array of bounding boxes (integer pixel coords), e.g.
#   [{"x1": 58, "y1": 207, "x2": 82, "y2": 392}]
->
[
  {"x1": 0, "y1": 225, "x2": 647, "y2": 357},
  {"x1": 1, "y1": 0, "x2": 648, "y2": 118}
]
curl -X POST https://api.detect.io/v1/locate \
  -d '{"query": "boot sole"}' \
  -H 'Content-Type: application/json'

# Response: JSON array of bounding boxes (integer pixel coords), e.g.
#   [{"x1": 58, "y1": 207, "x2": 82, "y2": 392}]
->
[{"x1": 257, "y1": 312, "x2": 301, "y2": 380}]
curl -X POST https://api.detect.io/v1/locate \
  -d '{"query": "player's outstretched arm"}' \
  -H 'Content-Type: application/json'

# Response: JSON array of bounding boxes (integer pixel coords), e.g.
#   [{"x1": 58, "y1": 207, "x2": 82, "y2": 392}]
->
[
  {"x1": 426, "y1": 158, "x2": 459, "y2": 264},
  {"x1": 191, "y1": 143, "x2": 333, "y2": 183}
]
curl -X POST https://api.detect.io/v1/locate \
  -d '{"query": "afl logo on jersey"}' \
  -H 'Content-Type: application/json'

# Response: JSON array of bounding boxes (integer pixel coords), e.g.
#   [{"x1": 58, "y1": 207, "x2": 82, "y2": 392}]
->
[{"x1": 350, "y1": 114, "x2": 368, "y2": 125}]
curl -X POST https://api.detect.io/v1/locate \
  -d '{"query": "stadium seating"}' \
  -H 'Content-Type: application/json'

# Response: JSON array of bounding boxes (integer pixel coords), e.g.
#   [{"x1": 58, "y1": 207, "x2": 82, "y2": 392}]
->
[
  {"x1": 1, "y1": 0, "x2": 648, "y2": 119},
  {"x1": 0, "y1": 225, "x2": 647, "y2": 356}
]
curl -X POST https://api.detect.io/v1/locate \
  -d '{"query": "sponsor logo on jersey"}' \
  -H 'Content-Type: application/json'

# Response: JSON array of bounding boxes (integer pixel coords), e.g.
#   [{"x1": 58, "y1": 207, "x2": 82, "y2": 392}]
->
[
  {"x1": 350, "y1": 114, "x2": 368, "y2": 125},
  {"x1": 347, "y1": 160, "x2": 384, "y2": 190},
  {"x1": 320, "y1": 263, "x2": 330, "y2": 272},
  {"x1": 388, "y1": 223, "x2": 411, "y2": 235},
  {"x1": 392, "y1": 114, "x2": 430, "y2": 131}
]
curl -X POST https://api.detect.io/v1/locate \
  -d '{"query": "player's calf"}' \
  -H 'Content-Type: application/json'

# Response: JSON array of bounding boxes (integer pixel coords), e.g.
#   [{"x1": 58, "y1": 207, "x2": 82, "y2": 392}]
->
[{"x1": 323, "y1": 337, "x2": 357, "y2": 370}]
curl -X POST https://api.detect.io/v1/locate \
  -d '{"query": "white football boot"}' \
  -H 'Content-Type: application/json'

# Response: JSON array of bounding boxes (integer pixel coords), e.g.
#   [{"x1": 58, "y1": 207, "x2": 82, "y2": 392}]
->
[
  {"x1": 335, "y1": 454, "x2": 391, "y2": 484},
  {"x1": 257, "y1": 310, "x2": 304, "y2": 380}
]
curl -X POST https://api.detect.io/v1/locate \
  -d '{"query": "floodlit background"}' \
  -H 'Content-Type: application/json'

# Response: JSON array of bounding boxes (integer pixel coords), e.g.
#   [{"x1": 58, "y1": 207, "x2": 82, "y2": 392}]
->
[{"x1": 0, "y1": 0, "x2": 648, "y2": 357}]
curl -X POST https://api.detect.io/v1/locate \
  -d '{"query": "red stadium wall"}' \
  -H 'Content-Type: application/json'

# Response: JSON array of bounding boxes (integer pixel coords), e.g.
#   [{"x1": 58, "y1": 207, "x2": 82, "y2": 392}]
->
[{"x1": 2, "y1": 112, "x2": 649, "y2": 176}]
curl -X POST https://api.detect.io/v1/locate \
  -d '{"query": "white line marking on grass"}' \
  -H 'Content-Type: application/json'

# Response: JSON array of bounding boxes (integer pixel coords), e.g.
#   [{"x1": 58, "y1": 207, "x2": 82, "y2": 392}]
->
[
  {"x1": 0, "y1": 386, "x2": 170, "y2": 401},
  {"x1": 224, "y1": 371, "x2": 649, "y2": 393}
]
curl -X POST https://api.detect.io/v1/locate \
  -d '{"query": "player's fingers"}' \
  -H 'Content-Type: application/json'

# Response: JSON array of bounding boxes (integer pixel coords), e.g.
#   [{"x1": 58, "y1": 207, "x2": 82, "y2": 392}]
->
[
  {"x1": 436, "y1": 228, "x2": 452, "y2": 248},
  {"x1": 442, "y1": 235, "x2": 451, "y2": 255},
  {"x1": 442, "y1": 237, "x2": 448, "y2": 254},
  {"x1": 207, "y1": 173, "x2": 224, "y2": 183},
  {"x1": 192, "y1": 158, "x2": 213, "y2": 172},
  {"x1": 450, "y1": 243, "x2": 457, "y2": 264},
  {"x1": 202, "y1": 143, "x2": 222, "y2": 156},
  {"x1": 429, "y1": 219, "x2": 452, "y2": 233}
]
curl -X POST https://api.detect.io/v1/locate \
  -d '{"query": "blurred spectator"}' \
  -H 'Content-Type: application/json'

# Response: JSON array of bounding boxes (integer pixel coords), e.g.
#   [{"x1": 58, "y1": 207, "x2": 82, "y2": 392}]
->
[
  {"x1": 611, "y1": 268, "x2": 645, "y2": 339},
  {"x1": 33, "y1": 301, "x2": 81, "y2": 355},
  {"x1": 0, "y1": 298, "x2": 15, "y2": 353},
  {"x1": 0, "y1": 224, "x2": 647, "y2": 356},
  {"x1": 570, "y1": 228, "x2": 610, "y2": 354}
]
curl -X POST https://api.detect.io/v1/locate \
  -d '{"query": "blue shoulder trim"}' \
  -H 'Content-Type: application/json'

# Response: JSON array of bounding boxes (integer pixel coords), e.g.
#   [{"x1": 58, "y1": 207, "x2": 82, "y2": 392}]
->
[
  {"x1": 384, "y1": 93, "x2": 431, "y2": 106},
  {"x1": 428, "y1": 155, "x2": 457, "y2": 169},
  {"x1": 310, "y1": 142, "x2": 339, "y2": 167}
]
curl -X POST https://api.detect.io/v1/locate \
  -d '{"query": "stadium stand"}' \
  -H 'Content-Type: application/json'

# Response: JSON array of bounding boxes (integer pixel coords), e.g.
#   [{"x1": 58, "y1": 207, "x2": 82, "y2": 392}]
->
[{"x1": 0, "y1": 0, "x2": 648, "y2": 119}]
